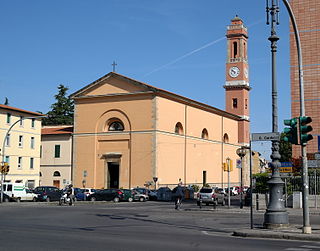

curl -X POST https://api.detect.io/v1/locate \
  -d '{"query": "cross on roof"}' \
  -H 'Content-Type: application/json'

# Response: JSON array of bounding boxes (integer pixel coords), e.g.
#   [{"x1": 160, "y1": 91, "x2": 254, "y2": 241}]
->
[{"x1": 112, "y1": 61, "x2": 117, "y2": 72}]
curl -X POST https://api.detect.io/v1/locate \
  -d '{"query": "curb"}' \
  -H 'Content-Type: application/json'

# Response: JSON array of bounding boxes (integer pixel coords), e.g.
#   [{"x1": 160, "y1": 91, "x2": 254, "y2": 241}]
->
[{"x1": 233, "y1": 229, "x2": 320, "y2": 241}]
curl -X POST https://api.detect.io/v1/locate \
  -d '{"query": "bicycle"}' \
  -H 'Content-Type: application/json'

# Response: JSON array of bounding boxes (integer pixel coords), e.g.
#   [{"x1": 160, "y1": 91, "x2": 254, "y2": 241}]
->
[{"x1": 175, "y1": 197, "x2": 182, "y2": 210}]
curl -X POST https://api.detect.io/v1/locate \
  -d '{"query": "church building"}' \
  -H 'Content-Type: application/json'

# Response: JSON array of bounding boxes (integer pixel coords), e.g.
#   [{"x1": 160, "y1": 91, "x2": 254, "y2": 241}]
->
[{"x1": 70, "y1": 16, "x2": 250, "y2": 189}]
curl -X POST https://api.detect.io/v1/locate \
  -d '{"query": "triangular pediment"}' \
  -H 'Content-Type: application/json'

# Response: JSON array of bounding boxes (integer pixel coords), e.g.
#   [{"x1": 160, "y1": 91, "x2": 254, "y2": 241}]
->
[{"x1": 71, "y1": 72, "x2": 154, "y2": 98}]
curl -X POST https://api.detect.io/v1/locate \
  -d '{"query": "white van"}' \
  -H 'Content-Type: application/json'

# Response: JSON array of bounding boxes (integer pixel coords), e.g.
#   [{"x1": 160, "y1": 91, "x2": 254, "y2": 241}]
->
[{"x1": 2, "y1": 183, "x2": 37, "y2": 202}]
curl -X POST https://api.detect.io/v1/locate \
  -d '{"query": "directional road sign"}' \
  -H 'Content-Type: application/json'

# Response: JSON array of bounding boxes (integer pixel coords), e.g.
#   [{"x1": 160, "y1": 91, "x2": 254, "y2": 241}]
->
[{"x1": 251, "y1": 132, "x2": 280, "y2": 141}]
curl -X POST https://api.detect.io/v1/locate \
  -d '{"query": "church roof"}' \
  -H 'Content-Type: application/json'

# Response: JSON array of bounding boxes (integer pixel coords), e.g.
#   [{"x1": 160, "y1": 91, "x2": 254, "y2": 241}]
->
[{"x1": 70, "y1": 72, "x2": 242, "y2": 121}]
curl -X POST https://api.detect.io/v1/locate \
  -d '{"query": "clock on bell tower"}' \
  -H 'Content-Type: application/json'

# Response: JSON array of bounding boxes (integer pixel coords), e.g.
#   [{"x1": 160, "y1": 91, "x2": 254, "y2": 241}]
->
[{"x1": 224, "y1": 16, "x2": 251, "y2": 144}]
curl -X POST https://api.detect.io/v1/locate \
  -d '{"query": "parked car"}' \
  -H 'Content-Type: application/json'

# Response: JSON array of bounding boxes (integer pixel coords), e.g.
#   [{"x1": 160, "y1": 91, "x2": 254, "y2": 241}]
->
[
  {"x1": 148, "y1": 189, "x2": 158, "y2": 200},
  {"x1": 33, "y1": 186, "x2": 62, "y2": 202},
  {"x1": 87, "y1": 189, "x2": 124, "y2": 202},
  {"x1": 132, "y1": 189, "x2": 149, "y2": 202},
  {"x1": 225, "y1": 186, "x2": 238, "y2": 196},
  {"x1": 0, "y1": 192, "x2": 12, "y2": 202},
  {"x1": 2, "y1": 183, "x2": 37, "y2": 202},
  {"x1": 82, "y1": 188, "x2": 96, "y2": 198},
  {"x1": 121, "y1": 189, "x2": 134, "y2": 202},
  {"x1": 197, "y1": 187, "x2": 225, "y2": 206}
]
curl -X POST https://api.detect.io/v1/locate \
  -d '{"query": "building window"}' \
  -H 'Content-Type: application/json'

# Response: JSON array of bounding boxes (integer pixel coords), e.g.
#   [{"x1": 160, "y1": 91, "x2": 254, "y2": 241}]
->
[
  {"x1": 108, "y1": 121, "x2": 124, "y2": 131},
  {"x1": 31, "y1": 118, "x2": 35, "y2": 128},
  {"x1": 18, "y1": 157, "x2": 22, "y2": 169},
  {"x1": 19, "y1": 116, "x2": 24, "y2": 126},
  {"x1": 245, "y1": 99, "x2": 248, "y2": 109},
  {"x1": 5, "y1": 134, "x2": 10, "y2": 147},
  {"x1": 54, "y1": 145, "x2": 61, "y2": 158},
  {"x1": 201, "y1": 128, "x2": 209, "y2": 139},
  {"x1": 175, "y1": 122, "x2": 184, "y2": 135},
  {"x1": 233, "y1": 41, "x2": 238, "y2": 58},
  {"x1": 53, "y1": 171, "x2": 61, "y2": 177},
  {"x1": 30, "y1": 158, "x2": 34, "y2": 169},
  {"x1": 26, "y1": 180, "x2": 35, "y2": 189},
  {"x1": 40, "y1": 145, "x2": 42, "y2": 158},
  {"x1": 223, "y1": 133, "x2": 229, "y2": 143},
  {"x1": 15, "y1": 180, "x2": 23, "y2": 183},
  {"x1": 6, "y1": 113, "x2": 11, "y2": 124},
  {"x1": 19, "y1": 135, "x2": 23, "y2": 147},
  {"x1": 232, "y1": 98, "x2": 238, "y2": 109},
  {"x1": 31, "y1": 137, "x2": 35, "y2": 149}
]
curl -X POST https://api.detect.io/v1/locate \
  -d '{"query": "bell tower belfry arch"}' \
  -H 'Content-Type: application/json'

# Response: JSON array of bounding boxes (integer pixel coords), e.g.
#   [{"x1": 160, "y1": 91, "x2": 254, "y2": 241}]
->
[{"x1": 224, "y1": 16, "x2": 251, "y2": 144}]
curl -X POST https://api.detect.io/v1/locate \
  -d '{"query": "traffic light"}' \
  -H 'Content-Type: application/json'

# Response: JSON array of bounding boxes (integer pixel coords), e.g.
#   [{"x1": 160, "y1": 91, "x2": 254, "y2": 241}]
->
[
  {"x1": 283, "y1": 118, "x2": 299, "y2": 145},
  {"x1": 223, "y1": 163, "x2": 228, "y2": 172},
  {"x1": 229, "y1": 159, "x2": 233, "y2": 172},
  {"x1": 299, "y1": 116, "x2": 313, "y2": 144}
]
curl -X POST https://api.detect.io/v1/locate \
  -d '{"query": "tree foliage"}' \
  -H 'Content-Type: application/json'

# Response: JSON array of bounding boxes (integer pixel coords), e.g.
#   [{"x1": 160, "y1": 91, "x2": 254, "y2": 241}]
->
[
  {"x1": 279, "y1": 132, "x2": 292, "y2": 162},
  {"x1": 42, "y1": 84, "x2": 74, "y2": 125}
]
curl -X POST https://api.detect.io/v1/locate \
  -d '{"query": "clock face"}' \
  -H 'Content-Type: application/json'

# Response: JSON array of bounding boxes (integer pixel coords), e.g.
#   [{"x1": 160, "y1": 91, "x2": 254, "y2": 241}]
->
[{"x1": 229, "y1": 66, "x2": 240, "y2": 78}]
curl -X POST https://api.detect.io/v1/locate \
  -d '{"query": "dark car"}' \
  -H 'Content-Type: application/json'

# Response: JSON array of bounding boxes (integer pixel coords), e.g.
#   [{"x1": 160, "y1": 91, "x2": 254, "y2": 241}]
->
[
  {"x1": 87, "y1": 189, "x2": 124, "y2": 202},
  {"x1": 33, "y1": 186, "x2": 62, "y2": 202},
  {"x1": 121, "y1": 189, "x2": 134, "y2": 202},
  {"x1": 0, "y1": 193, "x2": 11, "y2": 202}
]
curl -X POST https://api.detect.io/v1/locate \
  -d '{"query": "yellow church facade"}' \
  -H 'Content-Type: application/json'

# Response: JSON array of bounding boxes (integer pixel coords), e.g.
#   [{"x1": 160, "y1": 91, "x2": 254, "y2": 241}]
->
[{"x1": 71, "y1": 72, "x2": 244, "y2": 190}]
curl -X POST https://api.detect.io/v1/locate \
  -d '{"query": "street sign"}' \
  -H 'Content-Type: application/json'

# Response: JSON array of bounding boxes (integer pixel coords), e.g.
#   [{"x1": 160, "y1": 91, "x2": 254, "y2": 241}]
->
[
  {"x1": 307, "y1": 159, "x2": 320, "y2": 168},
  {"x1": 251, "y1": 132, "x2": 280, "y2": 141},
  {"x1": 236, "y1": 159, "x2": 241, "y2": 168}
]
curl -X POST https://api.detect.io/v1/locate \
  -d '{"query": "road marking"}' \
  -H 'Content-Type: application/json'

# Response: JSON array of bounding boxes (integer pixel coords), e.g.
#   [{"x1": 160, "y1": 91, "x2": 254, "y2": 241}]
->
[
  {"x1": 301, "y1": 246, "x2": 320, "y2": 249},
  {"x1": 285, "y1": 248, "x2": 312, "y2": 251}
]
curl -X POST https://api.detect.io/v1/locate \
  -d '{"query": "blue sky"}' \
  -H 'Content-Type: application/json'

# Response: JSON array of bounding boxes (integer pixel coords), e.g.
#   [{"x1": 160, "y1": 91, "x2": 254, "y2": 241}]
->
[{"x1": 0, "y1": 0, "x2": 292, "y2": 159}]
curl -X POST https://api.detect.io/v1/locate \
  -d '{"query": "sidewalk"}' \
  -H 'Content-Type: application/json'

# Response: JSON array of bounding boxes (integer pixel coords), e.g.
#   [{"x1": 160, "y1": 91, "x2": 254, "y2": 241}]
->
[
  {"x1": 233, "y1": 207, "x2": 320, "y2": 241},
  {"x1": 233, "y1": 225, "x2": 320, "y2": 241}
]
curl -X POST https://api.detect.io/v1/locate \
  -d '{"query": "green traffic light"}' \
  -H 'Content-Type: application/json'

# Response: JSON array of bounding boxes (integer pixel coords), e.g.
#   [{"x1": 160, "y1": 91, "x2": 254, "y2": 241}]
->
[
  {"x1": 283, "y1": 118, "x2": 298, "y2": 145},
  {"x1": 299, "y1": 116, "x2": 313, "y2": 144}
]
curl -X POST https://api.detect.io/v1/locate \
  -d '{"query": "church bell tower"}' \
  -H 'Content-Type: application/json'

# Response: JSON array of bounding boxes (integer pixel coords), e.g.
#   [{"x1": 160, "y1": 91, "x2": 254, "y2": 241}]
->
[{"x1": 224, "y1": 16, "x2": 250, "y2": 144}]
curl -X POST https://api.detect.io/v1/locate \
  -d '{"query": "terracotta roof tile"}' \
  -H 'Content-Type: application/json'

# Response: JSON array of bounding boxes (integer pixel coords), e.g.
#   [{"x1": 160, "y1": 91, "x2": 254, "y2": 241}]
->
[{"x1": 42, "y1": 126, "x2": 73, "y2": 135}]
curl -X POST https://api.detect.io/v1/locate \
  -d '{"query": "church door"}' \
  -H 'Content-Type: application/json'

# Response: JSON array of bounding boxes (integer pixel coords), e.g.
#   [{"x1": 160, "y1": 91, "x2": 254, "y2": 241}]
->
[{"x1": 107, "y1": 162, "x2": 119, "y2": 189}]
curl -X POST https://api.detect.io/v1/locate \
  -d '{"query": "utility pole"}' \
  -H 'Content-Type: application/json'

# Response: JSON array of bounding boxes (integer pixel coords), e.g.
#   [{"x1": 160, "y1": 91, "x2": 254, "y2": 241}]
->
[{"x1": 282, "y1": 0, "x2": 311, "y2": 234}]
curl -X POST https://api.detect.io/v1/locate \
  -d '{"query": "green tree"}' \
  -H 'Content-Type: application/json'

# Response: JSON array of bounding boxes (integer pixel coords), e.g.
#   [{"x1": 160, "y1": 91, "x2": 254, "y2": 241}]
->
[
  {"x1": 279, "y1": 132, "x2": 292, "y2": 162},
  {"x1": 42, "y1": 84, "x2": 74, "y2": 125},
  {"x1": 253, "y1": 173, "x2": 269, "y2": 193}
]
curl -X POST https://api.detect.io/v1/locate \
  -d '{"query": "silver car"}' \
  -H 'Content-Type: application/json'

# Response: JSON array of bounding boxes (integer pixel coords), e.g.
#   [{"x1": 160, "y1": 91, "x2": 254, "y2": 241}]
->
[{"x1": 197, "y1": 187, "x2": 225, "y2": 206}]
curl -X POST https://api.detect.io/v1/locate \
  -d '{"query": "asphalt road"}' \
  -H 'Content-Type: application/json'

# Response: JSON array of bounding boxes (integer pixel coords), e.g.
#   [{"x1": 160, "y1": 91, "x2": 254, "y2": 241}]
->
[{"x1": 0, "y1": 200, "x2": 319, "y2": 251}]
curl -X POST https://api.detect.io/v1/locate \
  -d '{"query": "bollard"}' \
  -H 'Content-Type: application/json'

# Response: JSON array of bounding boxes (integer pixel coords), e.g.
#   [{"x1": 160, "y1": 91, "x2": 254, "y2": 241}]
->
[{"x1": 256, "y1": 193, "x2": 259, "y2": 211}]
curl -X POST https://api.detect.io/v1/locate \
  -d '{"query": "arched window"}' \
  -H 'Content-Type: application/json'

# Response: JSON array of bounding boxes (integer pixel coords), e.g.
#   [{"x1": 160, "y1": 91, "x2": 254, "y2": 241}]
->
[
  {"x1": 223, "y1": 133, "x2": 229, "y2": 143},
  {"x1": 53, "y1": 171, "x2": 61, "y2": 177},
  {"x1": 201, "y1": 128, "x2": 209, "y2": 139},
  {"x1": 108, "y1": 120, "x2": 124, "y2": 131},
  {"x1": 233, "y1": 41, "x2": 238, "y2": 58},
  {"x1": 175, "y1": 122, "x2": 184, "y2": 135}
]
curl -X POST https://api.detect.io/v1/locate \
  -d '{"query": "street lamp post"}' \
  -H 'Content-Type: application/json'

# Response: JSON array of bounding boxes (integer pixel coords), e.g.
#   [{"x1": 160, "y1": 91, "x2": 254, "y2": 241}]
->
[
  {"x1": 236, "y1": 147, "x2": 247, "y2": 209},
  {"x1": 1, "y1": 116, "x2": 45, "y2": 203},
  {"x1": 263, "y1": 0, "x2": 289, "y2": 228}
]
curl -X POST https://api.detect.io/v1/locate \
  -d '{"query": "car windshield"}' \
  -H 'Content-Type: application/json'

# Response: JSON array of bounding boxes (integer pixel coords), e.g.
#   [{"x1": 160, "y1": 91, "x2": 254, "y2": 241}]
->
[{"x1": 200, "y1": 188, "x2": 212, "y2": 193}]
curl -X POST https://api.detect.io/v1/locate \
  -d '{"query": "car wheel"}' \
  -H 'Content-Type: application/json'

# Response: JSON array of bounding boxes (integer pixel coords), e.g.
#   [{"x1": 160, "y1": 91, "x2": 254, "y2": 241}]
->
[
  {"x1": 32, "y1": 197, "x2": 37, "y2": 202},
  {"x1": 90, "y1": 197, "x2": 96, "y2": 201},
  {"x1": 114, "y1": 197, "x2": 120, "y2": 203},
  {"x1": 4, "y1": 198, "x2": 9, "y2": 202},
  {"x1": 46, "y1": 197, "x2": 50, "y2": 202},
  {"x1": 128, "y1": 197, "x2": 133, "y2": 202},
  {"x1": 139, "y1": 197, "x2": 145, "y2": 202},
  {"x1": 16, "y1": 198, "x2": 21, "y2": 203}
]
